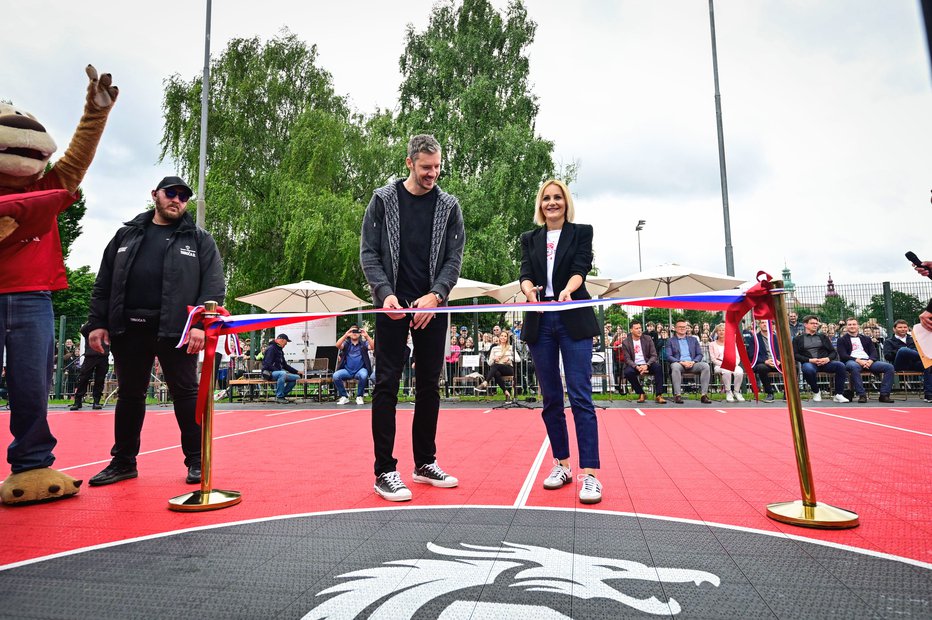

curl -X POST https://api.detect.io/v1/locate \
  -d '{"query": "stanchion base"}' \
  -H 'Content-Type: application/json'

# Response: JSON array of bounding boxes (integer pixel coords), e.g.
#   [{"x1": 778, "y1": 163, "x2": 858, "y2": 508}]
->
[
  {"x1": 766, "y1": 500, "x2": 859, "y2": 529},
  {"x1": 168, "y1": 489, "x2": 242, "y2": 512}
]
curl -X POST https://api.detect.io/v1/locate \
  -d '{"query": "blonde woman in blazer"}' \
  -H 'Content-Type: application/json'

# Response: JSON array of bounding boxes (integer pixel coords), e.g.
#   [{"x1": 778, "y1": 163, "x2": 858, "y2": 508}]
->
[{"x1": 519, "y1": 179, "x2": 602, "y2": 504}]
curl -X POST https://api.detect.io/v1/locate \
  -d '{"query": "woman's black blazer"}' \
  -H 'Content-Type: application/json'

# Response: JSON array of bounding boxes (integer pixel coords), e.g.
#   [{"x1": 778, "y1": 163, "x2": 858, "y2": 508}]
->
[{"x1": 519, "y1": 221, "x2": 600, "y2": 344}]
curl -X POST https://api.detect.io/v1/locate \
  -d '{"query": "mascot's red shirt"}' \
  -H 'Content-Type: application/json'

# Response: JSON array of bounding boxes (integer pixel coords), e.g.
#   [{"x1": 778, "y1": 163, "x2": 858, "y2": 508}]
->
[{"x1": 0, "y1": 172, "x2": 78, "y2": 294}]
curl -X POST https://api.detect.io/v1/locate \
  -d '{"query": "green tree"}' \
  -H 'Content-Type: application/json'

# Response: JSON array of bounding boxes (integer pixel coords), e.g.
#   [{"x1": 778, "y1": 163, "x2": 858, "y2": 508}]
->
[
  {"x1": 818, "y1": 295, "x2": 856, "y2": 326},
  {"x1": 397, "y1": 0, "x2": 557, "y2": 284},
  {"x1": 52, "y1": 265, "x2": 96, "y2": 340},
  {"x1": 861, "y1": 291, "x2": 925, "y2": 325},
  {"x1": 159, "y1": 31, "x2": 381, "y2": 309}
]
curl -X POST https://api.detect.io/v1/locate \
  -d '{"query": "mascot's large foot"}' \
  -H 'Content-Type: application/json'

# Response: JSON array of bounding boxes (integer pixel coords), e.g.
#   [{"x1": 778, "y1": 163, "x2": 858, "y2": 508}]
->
[{"x1": 1, "y1": 468, "x2": 82, "y2": 506}]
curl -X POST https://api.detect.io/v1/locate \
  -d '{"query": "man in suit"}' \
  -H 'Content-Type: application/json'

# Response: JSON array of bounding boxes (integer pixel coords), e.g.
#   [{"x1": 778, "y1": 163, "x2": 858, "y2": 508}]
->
[
  {"x1": 750, "y1": 320, "x2": 780, "y2": 402},
  {"x1": 665, "y1": 319, "x2": 712, "y2": 404},
  {"x1": 621, "y1": 320, "x2": 666, "y2": 403}
]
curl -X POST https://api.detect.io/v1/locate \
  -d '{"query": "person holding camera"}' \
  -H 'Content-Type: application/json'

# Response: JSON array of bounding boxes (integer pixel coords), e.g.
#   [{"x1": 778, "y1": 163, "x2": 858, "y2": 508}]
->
[{"x1": 333, "y1": 324, "x2": 372, "y2": 406}]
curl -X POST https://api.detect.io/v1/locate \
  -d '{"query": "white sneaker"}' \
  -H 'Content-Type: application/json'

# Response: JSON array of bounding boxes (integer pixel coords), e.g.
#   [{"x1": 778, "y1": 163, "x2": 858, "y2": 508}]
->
[
  {"x1": 578, "y1": 474, "x2": 602, "y2": 504},
  {"x1": 543, "y1": 460, "x2": 572, "y2": 490},
  {"x1": 725, "y1": 392, "x2": 735, "y2": 403},
  {"x1": 336, "y1": 396, "x2": 349, "y2": 405},
  {"x1": 833, "y1": 393, "x2": 850, "y2": 403},
  {"x1": 355, "y1": 396, "x2": 364, "y2": 405},
  {"x1": 412, "y1": 461, "x2": 458, "y2": 487},
  {"x1": 374, "y1": 471, "x2": 412, "y2": 501},
  {"x1": 812, "y1": 392, "x2": 822, "y2": 402},
  {"x1": 735, "y1": 392, "x2": 746, "y2": 402}
]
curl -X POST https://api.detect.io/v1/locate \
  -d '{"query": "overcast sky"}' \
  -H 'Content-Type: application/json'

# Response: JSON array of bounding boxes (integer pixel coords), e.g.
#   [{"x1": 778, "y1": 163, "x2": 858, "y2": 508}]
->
[{"x1": 6, "y1": 1, "x2": 931, "y2": 289}]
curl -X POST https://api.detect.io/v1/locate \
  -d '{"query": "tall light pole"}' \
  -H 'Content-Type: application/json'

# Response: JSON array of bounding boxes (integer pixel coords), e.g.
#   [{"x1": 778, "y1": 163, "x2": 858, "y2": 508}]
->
[
  {"x1": 195, "y1": 0, "x2": 212, "y2": 228},
  {"x1": 635, "y1": 219, "x2": 646, "y2": 325},
  {"x1": 635, "y1": 219, "x2": 646, "y2": 272},
  {"x1": 709, "y1": 0, "x2": 735, "y2": 276}
]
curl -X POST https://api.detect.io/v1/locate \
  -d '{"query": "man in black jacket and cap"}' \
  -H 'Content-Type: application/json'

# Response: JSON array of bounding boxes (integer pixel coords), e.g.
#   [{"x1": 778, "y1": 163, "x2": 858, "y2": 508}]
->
[
  {"x1": 85, "y1": 176, "x2": 225, "y2": 486},
  {"x1": 261, "y1": 333, "x2": 302, "y2": 404}
]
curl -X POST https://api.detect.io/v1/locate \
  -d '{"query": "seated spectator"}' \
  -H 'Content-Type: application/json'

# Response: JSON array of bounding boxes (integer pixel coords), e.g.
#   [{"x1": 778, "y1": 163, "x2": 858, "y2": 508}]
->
[
  {"x1": 261, "y1": 334, "x2": 301, "y2": 404},
  {"x1": 621, "y1": 320, "x2": 666, "y2": 403},
  {"x1": 787, "y1": 311, "x2": 804, "y2": 338},
  {"x1": 708, "y1": 323, "x2": 745, "y2": 402},
  {"x1": 837, "y1": 317, "x2": 894, "y2": 403},
  {"x1": 665, "y1": 319, "x2": 712, "y2": 403},
  {"x1": 883, "y1": 319, "x2": 932, "y2": 401},
  {"x1": 333, "y1": 324, "x2": 372, "y2": 406},
  {"x1": 477, "y1": 331, "x2": 515, "y2": 400},
  {"x1": 750, "y1": 320, "x2": 780, "y2": 402},
  {"x1": 792, "y1": 315, "x2": 849, "y2": 403}
]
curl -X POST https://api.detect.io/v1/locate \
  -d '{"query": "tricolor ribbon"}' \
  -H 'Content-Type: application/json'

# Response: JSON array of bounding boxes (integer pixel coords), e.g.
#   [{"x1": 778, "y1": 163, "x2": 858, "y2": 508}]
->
[{"x1": 177, "y1": 284, "x2": 777, "y2": 419}]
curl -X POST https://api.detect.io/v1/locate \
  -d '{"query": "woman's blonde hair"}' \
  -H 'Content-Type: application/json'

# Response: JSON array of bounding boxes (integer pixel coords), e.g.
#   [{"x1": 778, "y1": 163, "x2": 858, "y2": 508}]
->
[{"x1": 534, "y1": 178, "x2": 575, "y2": 226}]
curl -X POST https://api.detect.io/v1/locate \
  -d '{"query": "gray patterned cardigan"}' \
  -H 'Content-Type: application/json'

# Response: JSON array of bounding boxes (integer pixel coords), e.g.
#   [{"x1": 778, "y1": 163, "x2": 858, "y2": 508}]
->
[{"x1": 360, "y1": 181, "x2": 465, "y2": 308}]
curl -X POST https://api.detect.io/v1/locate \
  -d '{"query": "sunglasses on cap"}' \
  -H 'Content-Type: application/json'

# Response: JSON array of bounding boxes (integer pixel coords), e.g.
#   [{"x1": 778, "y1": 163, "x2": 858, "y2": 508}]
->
[{"x1": 162, "y1": 188, "x2": 192, "y2": 202}]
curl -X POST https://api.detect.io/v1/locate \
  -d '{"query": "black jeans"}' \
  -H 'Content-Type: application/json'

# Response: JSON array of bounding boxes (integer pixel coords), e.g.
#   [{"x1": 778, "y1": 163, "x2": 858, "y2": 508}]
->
[
  {"x1": 484, "y1": 363, "x2": 514, "y2": 392},
  {"x1": 753, "y1": 363, "x2": 776, "y2": 394},
  {"x1": 73, "y1": 355, "x2": 108, "y2": 403},
  {"x1": 109, "y1": 325, "x2": 201, "y2": 467},
  {"x1": 372, "y1": 312, "x2": 446, "y2": 476}
]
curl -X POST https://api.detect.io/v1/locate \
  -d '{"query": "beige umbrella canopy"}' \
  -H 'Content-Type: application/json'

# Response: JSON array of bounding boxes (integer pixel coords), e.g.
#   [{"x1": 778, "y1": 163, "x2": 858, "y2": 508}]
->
[
  {"x1": 604, "y1": 263, "x2": 746, "y2": 328},
  {"x1": 486, "y1": 276, "x2": 612, "y2": 303},
  {"x1": 447, "y1": 277, "x2": 499, "y2": 302},
  {"x1": 236, "y1": 279, "x2": 368, "y2": 313}
]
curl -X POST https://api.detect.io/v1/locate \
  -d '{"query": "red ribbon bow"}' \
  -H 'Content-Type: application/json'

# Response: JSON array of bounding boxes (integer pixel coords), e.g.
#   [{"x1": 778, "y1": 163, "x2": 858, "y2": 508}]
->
[{"x1": 722, "y1": 271, "x2": 777, "y2": 399}]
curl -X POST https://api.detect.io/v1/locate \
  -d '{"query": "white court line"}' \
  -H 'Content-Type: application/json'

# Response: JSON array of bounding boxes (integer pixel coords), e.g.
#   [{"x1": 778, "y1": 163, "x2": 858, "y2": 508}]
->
[
  {"x1": 634, "y1": 408, "x2": 645, "y2": 416},
  {"x1": 716, "y1": 409, "x2": 727, "y2": 413},
  {"x1": 57, "y1": 409, "x2": 360, "y2": 472},
  {"x1": 514, "y1": 436, "x2": 551, "y2": 508},
  {"x1": 889, "y1": 409, "x2": 909, "y2": 413},
  {"x1": 804, "y1": 408, "x2": 932, "y2": 438},
  {"x1": 265, "y1": 408, "x2": 316, "y2": 417}
]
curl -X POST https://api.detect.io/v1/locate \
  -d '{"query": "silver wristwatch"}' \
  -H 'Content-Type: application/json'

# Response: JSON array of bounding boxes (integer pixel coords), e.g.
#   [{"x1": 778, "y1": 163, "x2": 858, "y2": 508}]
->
[{"x1": 432, "y1": 292, "x2": 444, "y2": 304}]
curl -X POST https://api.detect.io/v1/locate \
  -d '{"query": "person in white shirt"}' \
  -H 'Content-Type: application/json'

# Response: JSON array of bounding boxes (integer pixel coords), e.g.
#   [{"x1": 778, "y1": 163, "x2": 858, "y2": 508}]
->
[
  {"x1": 708, "y1": 323, "x2": 745, "y2": 402},
  {"x1": 836, "y1": 317, "x2": 894, "y2": 403},
  {"x1": 620, "y1": 320, "x2": 666, "y2": 403}
]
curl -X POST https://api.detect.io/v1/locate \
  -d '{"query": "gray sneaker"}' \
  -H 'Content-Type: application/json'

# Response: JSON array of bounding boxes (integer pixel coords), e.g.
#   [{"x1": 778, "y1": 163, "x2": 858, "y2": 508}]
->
[
  {"x1": 543, "y1": 460, "x2": 572, "y2": 490},
  {"x1": 412, "y1": 461, "x2": 458, "y2": 488},
  {"x1": 374, "y1": 471, "x2": 412, "y2": 501}
]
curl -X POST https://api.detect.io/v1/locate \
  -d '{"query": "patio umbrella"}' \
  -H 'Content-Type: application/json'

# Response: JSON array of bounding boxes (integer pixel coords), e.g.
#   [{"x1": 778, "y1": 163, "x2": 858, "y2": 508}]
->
[
  {"x1": 604, "y1": 263, "x2": 745, "y2": 328},
  {"x1": 236, "y1": 279, "x2": 368, "y2": 313},
  {"x1": 236, "y1": 279, "x2": 368, "y2": 374},
  {"x1": 447, "y1": 277, "x2": 498, "y2": 302},
  {"x1": 486, "y1": 276, "x2": 612, "y2": 303}
]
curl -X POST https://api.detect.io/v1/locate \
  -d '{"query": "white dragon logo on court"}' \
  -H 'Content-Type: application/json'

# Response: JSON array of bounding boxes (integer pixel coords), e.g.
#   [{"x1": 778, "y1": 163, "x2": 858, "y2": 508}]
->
[{"x1": 303, "y1": 541, "x2": 720, "y2": 619}]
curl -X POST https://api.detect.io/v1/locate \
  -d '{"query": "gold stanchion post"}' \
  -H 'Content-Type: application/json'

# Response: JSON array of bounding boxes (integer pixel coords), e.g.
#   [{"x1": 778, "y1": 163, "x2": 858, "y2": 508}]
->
[
  {"x1": 169, "y1": 301, "x2": 242, "y2": 512},
  {"x1": 766, "y1": 281, "x2": 858, "y2": 528}
]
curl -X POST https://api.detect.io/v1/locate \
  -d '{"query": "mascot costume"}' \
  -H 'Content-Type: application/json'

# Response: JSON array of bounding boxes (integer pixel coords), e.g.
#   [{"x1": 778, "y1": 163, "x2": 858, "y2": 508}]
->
[{"x1": 0, "y1": 65, "x2": 118, "y2": 505}]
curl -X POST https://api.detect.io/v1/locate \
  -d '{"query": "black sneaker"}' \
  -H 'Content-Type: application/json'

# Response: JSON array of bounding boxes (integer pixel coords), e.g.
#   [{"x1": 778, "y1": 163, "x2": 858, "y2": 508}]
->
[
  {"x1": 91, "y1": 402, "x2": 103, "y2": 410},
  {"x1": 89, "y1": 462, "x2": 138, "y2": 486},
  {"x1": 764, "y1": 393, "x2": 775, "y2": 402},
  {"x1": 68, "y1": 402, "x2": 82, "y2": 411},
  {"x1": 925, "y1": 393, "x2": 932, "y2": 403},
  {"x1": 186, "y1": 464, "x2": 201, "y2": 484},
  {"x1": 857, "y1": 394, "x2": 868, "y2": 403},
  {"x1": 412, "y1": 461, "x2": 458, "y2": 488},
  {"x1": 374, "y1": 471, "x2": 412, "y2": 501}
]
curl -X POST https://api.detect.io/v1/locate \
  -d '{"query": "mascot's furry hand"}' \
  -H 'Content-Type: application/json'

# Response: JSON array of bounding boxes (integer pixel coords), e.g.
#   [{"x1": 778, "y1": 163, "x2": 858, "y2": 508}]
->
[
  {"x1": 85, "y1": 64, "x2": 119, "y2": 110},
  {"x1": 1, "y1": 468, "x2": 82, "y2": 506}
]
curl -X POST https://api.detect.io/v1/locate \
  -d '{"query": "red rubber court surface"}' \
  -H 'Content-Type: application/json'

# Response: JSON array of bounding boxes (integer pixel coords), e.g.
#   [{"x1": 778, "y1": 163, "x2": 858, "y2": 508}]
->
[{"x1": 1, "y1": 402, "x2": 930, "y2": 618}]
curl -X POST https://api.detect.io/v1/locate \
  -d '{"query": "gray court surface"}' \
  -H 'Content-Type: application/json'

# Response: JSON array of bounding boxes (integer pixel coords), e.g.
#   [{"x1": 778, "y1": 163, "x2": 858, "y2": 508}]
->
[{"x1": 1, "y1": 507, "x2": 929, "y2": 619}]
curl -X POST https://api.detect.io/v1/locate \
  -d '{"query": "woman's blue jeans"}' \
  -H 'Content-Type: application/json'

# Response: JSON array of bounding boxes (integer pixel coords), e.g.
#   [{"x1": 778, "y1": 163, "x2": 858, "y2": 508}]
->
[{"x1": 528, "y1": 312, "x2": 600, "y2": 469}]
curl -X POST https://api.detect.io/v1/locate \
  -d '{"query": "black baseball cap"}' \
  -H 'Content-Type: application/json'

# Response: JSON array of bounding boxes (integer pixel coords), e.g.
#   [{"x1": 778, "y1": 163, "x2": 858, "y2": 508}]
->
[
  {"x1": 276, "y1": 333, "x2": 291, "y2": 342},
  {"x1": 155, "y1": 176, "x2": 193, "y2": 194}
]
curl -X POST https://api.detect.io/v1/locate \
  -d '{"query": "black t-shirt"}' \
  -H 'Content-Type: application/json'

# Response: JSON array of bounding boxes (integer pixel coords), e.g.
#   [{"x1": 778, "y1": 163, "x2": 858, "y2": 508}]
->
[
  {"x1": 124, "y1": 220, "x2": 181, "y2": 310},
  {"x1": 394, "y1": 179, "x2": 437, "y2": 304}
]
